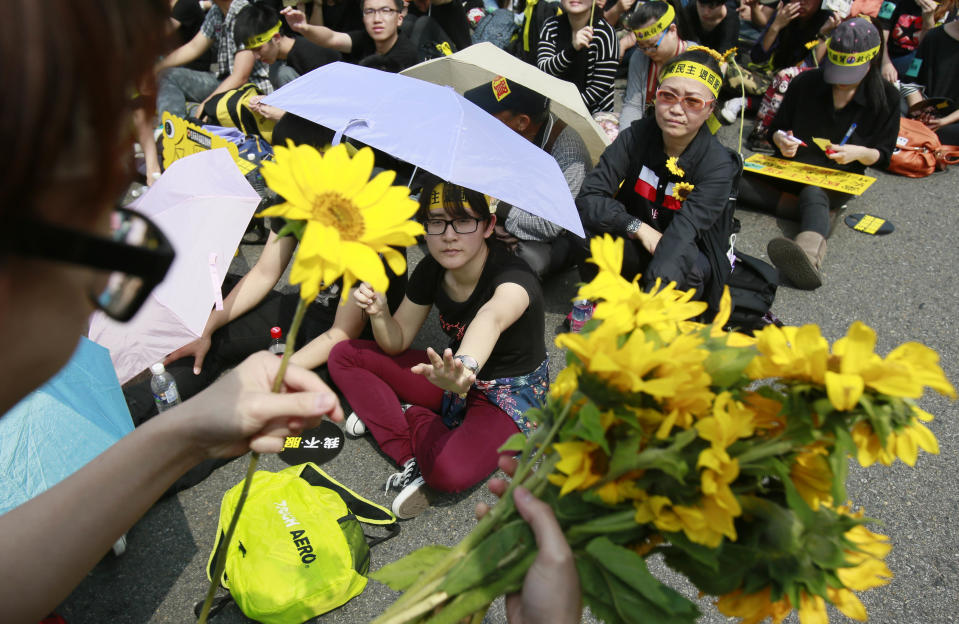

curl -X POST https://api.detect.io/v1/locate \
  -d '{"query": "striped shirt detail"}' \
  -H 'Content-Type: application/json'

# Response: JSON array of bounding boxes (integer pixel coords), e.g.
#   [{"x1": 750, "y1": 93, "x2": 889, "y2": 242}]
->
[{"x1": 536, "y1": 16, "x2": 618, "y2": 114}]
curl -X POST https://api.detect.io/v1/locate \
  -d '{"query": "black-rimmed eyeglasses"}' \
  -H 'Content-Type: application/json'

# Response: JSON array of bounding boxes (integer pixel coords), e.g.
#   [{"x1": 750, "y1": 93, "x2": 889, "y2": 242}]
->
[
  {"x1": 423, "y1": 217, "x2": 483, "y2": 236},
  {"x1": 0, "y1": 205, "x2": 175, "y2": 321}
]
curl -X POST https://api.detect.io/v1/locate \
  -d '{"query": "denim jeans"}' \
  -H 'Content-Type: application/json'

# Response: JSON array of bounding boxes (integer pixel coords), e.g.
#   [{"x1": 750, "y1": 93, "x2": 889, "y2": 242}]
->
[
  {"x1": 157, "y1": 67, "x2": 220, "y2": 119},
  {"x1": 269, "y1": 61, "x2": 300, "y2": 88}
]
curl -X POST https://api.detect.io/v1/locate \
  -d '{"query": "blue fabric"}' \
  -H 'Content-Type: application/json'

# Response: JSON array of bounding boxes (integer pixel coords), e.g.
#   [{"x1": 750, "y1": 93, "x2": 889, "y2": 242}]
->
[
  {"x1": 441, "y1": 358, "x2": 549, "y2": 435},
  {"x1": 0, "y1": 337, "x2": 133, "y2": 515}
]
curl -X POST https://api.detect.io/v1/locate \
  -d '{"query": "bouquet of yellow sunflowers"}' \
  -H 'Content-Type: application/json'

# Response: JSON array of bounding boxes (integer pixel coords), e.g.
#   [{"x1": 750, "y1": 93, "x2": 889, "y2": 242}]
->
[{"x1": 369, "y1": 233, "x2": 955, "y2": 624}]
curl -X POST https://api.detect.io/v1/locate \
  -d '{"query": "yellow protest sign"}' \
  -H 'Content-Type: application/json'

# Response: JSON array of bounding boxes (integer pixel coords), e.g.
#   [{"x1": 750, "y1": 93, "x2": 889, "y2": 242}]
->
[
  {"x1": 160, "y1": 112, "x2": 257, "y2": 176},
  {"x1": 743, "y1": 153, "x2": 876, "y2": 195}
]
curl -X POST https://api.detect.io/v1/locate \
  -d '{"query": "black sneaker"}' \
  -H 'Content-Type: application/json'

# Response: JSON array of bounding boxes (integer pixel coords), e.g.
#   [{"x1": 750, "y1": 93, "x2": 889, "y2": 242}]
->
[
  {"x1": 386, "y1": 458, "x2": 429, "y2": 519},
  {"x1": 385, "y1": 457, "x2": 420, "y2": 492}
]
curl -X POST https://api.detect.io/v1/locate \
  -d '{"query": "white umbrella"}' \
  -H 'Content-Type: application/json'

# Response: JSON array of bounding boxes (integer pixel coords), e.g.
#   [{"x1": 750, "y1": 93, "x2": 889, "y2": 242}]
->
[
  {"x1": 401, "y1": 42, "x2": 610, "y2": 164},
  {"x1": 262, "y1": 61, "x2": 585, "y2": 237},
  {"x1": 88, "y1": 149, "x2": 261, "y2": 383}
]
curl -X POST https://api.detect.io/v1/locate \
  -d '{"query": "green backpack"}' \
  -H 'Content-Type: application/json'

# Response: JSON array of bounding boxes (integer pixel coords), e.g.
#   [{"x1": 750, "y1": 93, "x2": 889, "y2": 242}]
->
[{"x1": 203, "y1": 463, "x2": 398, "y2": 624}]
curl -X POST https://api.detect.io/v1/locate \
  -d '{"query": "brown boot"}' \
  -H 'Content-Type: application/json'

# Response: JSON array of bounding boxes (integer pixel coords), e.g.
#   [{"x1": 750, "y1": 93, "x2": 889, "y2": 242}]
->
[{"x1": 766, "y1": 231, "x2": 826, "y2": 290}]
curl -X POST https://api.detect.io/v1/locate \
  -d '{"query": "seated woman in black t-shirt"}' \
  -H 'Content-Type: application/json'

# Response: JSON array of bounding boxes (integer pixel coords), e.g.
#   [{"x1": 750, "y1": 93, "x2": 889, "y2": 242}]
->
[
  {"x1": 328, "y1": 177, "x2": 549, "y2": 519},
  {"x1": 738, "y1": 18, "x2": 899, "y2": 290}
]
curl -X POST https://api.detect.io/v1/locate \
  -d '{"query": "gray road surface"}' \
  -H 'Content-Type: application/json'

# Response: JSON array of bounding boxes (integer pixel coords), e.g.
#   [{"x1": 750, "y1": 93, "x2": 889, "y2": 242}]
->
[{"x1": 59, "y1": 123, "x2": 959, "y2": 624}]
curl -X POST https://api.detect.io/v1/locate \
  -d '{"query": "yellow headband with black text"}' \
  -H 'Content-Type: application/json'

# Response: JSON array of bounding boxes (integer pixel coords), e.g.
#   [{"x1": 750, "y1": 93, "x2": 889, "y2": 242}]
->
[
  {"x1": 634, "y1": 2, "x2": 675, "y2": 41},
  {"x1": 825, "y1": 42, "x2": 880, "y2": 66},
  {"x1": 428, "y1": 183, "x2": 470, "y2": 210},
  {"x1": 661, "y1": 61, "x2": 722, "y2": 97},
  {"x1": 245, "y1": 21, "x2": 281, "y2": 49}
]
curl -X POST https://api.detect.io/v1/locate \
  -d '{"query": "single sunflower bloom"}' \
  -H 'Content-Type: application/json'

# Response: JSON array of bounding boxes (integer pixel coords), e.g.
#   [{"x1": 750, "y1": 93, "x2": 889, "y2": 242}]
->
[
  {"x1": 665, "y1": 156, "x2": 685, "y2": 178},
  {"x1": 258, "y1": 142, "x2": 424, "y2": 301},
  {"x1": 673, "y1": 181, "x2": 695, "y2": 202}
]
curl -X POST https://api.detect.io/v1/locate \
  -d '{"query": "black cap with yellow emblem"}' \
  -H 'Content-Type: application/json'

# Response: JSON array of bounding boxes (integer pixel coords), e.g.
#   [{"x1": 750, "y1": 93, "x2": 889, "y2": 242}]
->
[
  {"x1": 464, "y1": 77, "x2": 549, "y2": 118},
  {"x1": 823, "y1": 19, "x2": 882, "y2": 85}
]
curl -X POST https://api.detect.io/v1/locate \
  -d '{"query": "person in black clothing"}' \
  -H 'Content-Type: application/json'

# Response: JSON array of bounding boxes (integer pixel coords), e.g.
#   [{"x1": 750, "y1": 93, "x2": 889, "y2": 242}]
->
[
  {"x1": 678, "y1": 0, "x2": 740, "y2": 53},
  {"x1": 738, "y1": 18, "x2": 899, "y2": 290},
  {"x1": 235, "y1": 3, "x2": 342, "y2": 88},
  {"x1": 281, "y1": 0, "x2": 419, "y2": 70},
  {"x1": 905, "y1": 18, "x2": 959, "y2": 143},
  {"x1": 576, "y1": 48, "x2": 737, "y2": 314},
  {"x1": 746, "y1": 0, "x2": 840, "y2": 151},
  {"x1": 406, "y1": 0, "x2": 474, "y2": 51},
  {"x1": 750, "y1": 0, "x2": 838, "y2": 70},
  {"x1": 171, "y1": 0, "x2": 216, "y2": 72}
]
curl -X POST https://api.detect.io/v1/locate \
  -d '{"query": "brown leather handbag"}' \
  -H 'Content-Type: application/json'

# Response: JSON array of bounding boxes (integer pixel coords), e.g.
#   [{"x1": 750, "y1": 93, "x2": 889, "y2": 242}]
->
[{"x1": 887, "y1": 117, "x2": 959, "y2": 178}]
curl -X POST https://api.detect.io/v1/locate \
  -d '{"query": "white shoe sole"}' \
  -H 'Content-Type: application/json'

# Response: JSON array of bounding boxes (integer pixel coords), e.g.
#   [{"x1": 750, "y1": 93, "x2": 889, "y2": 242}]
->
[
  {"x1": 344, "y1": 412, "x2": 367, "y2": 437},
  {"x1": 392, "y1": 480, "x2": 429, "y2": 519}
]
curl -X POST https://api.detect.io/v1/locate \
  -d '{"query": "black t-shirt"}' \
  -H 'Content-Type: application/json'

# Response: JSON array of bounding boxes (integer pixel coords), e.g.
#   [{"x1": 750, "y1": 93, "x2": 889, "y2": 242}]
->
[
  {"x1": 322, "y1": 0, "x2": 366, "y2": 34},
  {"x1": 678, "y1": 1, "x2": 740, "y2": 54},
  {"x1": 751, "y1": 8, "x2": 833, "y2": 71},
  {"x1": 286, "y1": 35, "x2": 342, "y2": 74},
  {"x1": 172, "y1": 0, "x2": 215, "y2": 71},
  {"x1": 408, "y1": 0, "x2": 473, "y2": 51},
  {"x1": 406, "y1": 244, "x2": 546, "y2": 379},
  {"x1": 347, "y1": 30, "x2": 420, "y2": 70},
  {"x1": 915, "y1": 26, "x2": 959, "y2": 101}
]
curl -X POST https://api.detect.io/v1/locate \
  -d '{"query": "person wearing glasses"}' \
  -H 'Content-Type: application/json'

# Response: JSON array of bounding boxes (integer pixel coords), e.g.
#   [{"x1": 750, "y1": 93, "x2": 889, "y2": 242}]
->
[
  {"x1": 327, "y1": 177, "x2": 548, "y2": 519},
  {"x1": 620, "y1": 1, "x2": 697, "y2": 128},
  {"x1": 537, "y1": 0, "x2": 619, "y2": 115},
  {"x1": 0, "y1": 2, "x2": 345, "y2": 622},
  {"x1": 576, "y1": 48, "x2": 737, "y2": 314},
  {"x1": 280, "y1": 0, "x2": 418, "y2": 70}
]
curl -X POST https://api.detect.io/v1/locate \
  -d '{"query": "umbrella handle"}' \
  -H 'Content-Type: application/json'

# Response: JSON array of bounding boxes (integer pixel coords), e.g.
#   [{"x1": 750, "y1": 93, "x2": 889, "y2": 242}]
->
[{"x1": 333, "y1": 118, "x2": 370, "y2": 147}]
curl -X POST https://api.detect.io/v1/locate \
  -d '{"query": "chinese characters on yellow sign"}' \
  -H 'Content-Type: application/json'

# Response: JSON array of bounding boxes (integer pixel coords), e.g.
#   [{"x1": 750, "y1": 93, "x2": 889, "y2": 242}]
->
[{"x1": 743, "y1": 154, "x2": 876, "y2": 195}]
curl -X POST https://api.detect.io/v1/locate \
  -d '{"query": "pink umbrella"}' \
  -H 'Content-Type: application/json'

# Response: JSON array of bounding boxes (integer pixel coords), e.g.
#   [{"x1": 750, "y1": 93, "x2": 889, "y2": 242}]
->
[{"x1": 89, "y1": 149, "x2": 261, "y2": 383}]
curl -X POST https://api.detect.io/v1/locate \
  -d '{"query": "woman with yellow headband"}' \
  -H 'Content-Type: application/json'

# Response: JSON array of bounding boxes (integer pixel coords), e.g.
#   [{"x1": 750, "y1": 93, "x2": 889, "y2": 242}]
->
[
  {"x1": 620, "y1": 1, "x2": 697, "y2": 128},
  {"x1": 576, "y1": 48, "x2": 738, "y2": 317},
  {"x1": 737, "y1": 18, "x2": 899, "y2": 290}
]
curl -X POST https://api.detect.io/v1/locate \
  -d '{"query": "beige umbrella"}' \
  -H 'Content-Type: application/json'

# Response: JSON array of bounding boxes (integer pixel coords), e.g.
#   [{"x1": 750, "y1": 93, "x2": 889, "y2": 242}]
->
[{"x1": 401, "y1": 42, "x2": 610, "y2": 164}]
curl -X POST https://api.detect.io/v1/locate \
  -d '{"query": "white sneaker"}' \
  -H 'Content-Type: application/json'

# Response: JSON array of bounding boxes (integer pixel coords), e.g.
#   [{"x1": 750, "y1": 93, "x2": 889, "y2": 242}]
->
[
  {"x1": 718, "y1": 96, "x2": 745, "y2": 125},
  {"x1": 344, "y1": 412, "x2": 367, "y2": 437},
  {"x1": 392, "y1": 476, "x2": 429, "y2": 519}
]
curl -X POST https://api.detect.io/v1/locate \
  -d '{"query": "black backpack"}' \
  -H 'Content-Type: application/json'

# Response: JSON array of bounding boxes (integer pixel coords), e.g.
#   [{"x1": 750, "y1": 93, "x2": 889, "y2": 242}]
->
[
  {"x1": 724, "y1": 250, "x2": 782, "y2": 335},
  {"x1": 509, "y1": 0, "x2": 561, "y2": 64},
  {"x1": 403, "y1": 14, "x2": 458, "y2": 62}
]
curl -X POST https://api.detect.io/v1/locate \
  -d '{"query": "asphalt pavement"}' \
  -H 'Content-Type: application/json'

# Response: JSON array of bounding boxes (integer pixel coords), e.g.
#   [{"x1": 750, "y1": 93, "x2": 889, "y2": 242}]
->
[{"x1": 59, "y1": 121, "x2": 959, "y2": 624}]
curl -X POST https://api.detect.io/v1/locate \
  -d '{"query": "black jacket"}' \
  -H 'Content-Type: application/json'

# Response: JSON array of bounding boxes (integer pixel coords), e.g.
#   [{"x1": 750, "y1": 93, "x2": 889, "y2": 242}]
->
[{"x1": 576, "y1": 117, "x2": 737, "y2": 312}]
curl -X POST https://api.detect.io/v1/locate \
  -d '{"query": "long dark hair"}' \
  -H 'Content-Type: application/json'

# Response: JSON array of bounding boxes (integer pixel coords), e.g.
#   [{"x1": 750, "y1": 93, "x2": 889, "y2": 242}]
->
[
  {"x1": 0, "y1": 0, "x2": 168, "y2": 225},
  {"x1": 855, "y1": 17, "x2": 895, "y2": 119}
]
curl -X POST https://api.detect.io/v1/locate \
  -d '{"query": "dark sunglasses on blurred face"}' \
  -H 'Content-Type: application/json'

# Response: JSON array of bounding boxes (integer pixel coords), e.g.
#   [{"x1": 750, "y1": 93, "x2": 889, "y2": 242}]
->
[{"x1": 0, "y1": 205, "x2": 175, "y2": 321}]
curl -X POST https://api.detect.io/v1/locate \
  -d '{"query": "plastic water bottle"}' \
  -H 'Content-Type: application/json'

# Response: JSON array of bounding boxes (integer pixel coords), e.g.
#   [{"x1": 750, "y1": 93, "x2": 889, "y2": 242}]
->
[
  {"x1": 150, "y1": 362, "x2": 181, "y2": 412},
  {"x1": 269, "y1": 326, "x2": 285, "y2": 356},
  {"x1": 570, "y1": 299, "x2": 594, "y2": 333}
]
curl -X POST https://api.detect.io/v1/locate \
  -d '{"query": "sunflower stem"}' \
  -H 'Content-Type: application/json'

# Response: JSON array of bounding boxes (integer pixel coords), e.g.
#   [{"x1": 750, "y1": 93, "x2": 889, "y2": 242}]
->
[
  {"x1": 197, "y1": 298, "x2": 310, "y2": 623},
  {"x1": 372, "y1": 400, "x2": 570, "y2": 624}
]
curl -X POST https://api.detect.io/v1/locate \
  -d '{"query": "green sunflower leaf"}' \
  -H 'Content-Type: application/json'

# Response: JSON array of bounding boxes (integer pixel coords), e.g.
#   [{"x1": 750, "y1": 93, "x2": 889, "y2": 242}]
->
[{"x1": 370, "y1": 544, "x2": 453, "y2": 591}]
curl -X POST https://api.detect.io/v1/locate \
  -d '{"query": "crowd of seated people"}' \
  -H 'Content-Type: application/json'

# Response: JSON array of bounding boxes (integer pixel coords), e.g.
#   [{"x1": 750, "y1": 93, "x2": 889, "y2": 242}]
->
[
  {"x1": 15, "y1": 1, "x2": 959, "y2": 621},
  {"x1": 127, "y1": 0, "x2": 959, "y2": 517}
]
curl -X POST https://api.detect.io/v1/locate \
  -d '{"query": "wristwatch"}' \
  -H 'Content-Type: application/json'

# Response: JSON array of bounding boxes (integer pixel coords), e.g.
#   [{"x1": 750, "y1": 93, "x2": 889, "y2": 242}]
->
[
  {"x1": 626, "y1": 219, "x2": 643, "y2": 238},
  {"x1": 453, "y1": 354, "x2": 480, "y2": 375}
]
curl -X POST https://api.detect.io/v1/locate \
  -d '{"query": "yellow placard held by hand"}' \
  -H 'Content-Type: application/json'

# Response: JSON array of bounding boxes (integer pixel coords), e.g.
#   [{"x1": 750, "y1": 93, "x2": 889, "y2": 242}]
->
[{"x1": 743, "y1": 153, "x2": 876, "y2": 195}]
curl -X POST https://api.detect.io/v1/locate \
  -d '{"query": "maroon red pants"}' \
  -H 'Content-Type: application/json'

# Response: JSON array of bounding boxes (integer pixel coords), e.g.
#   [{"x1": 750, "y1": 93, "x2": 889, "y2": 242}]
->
[{"x1": 328, "y1": 340, "x2": 519, "y2": 492}]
